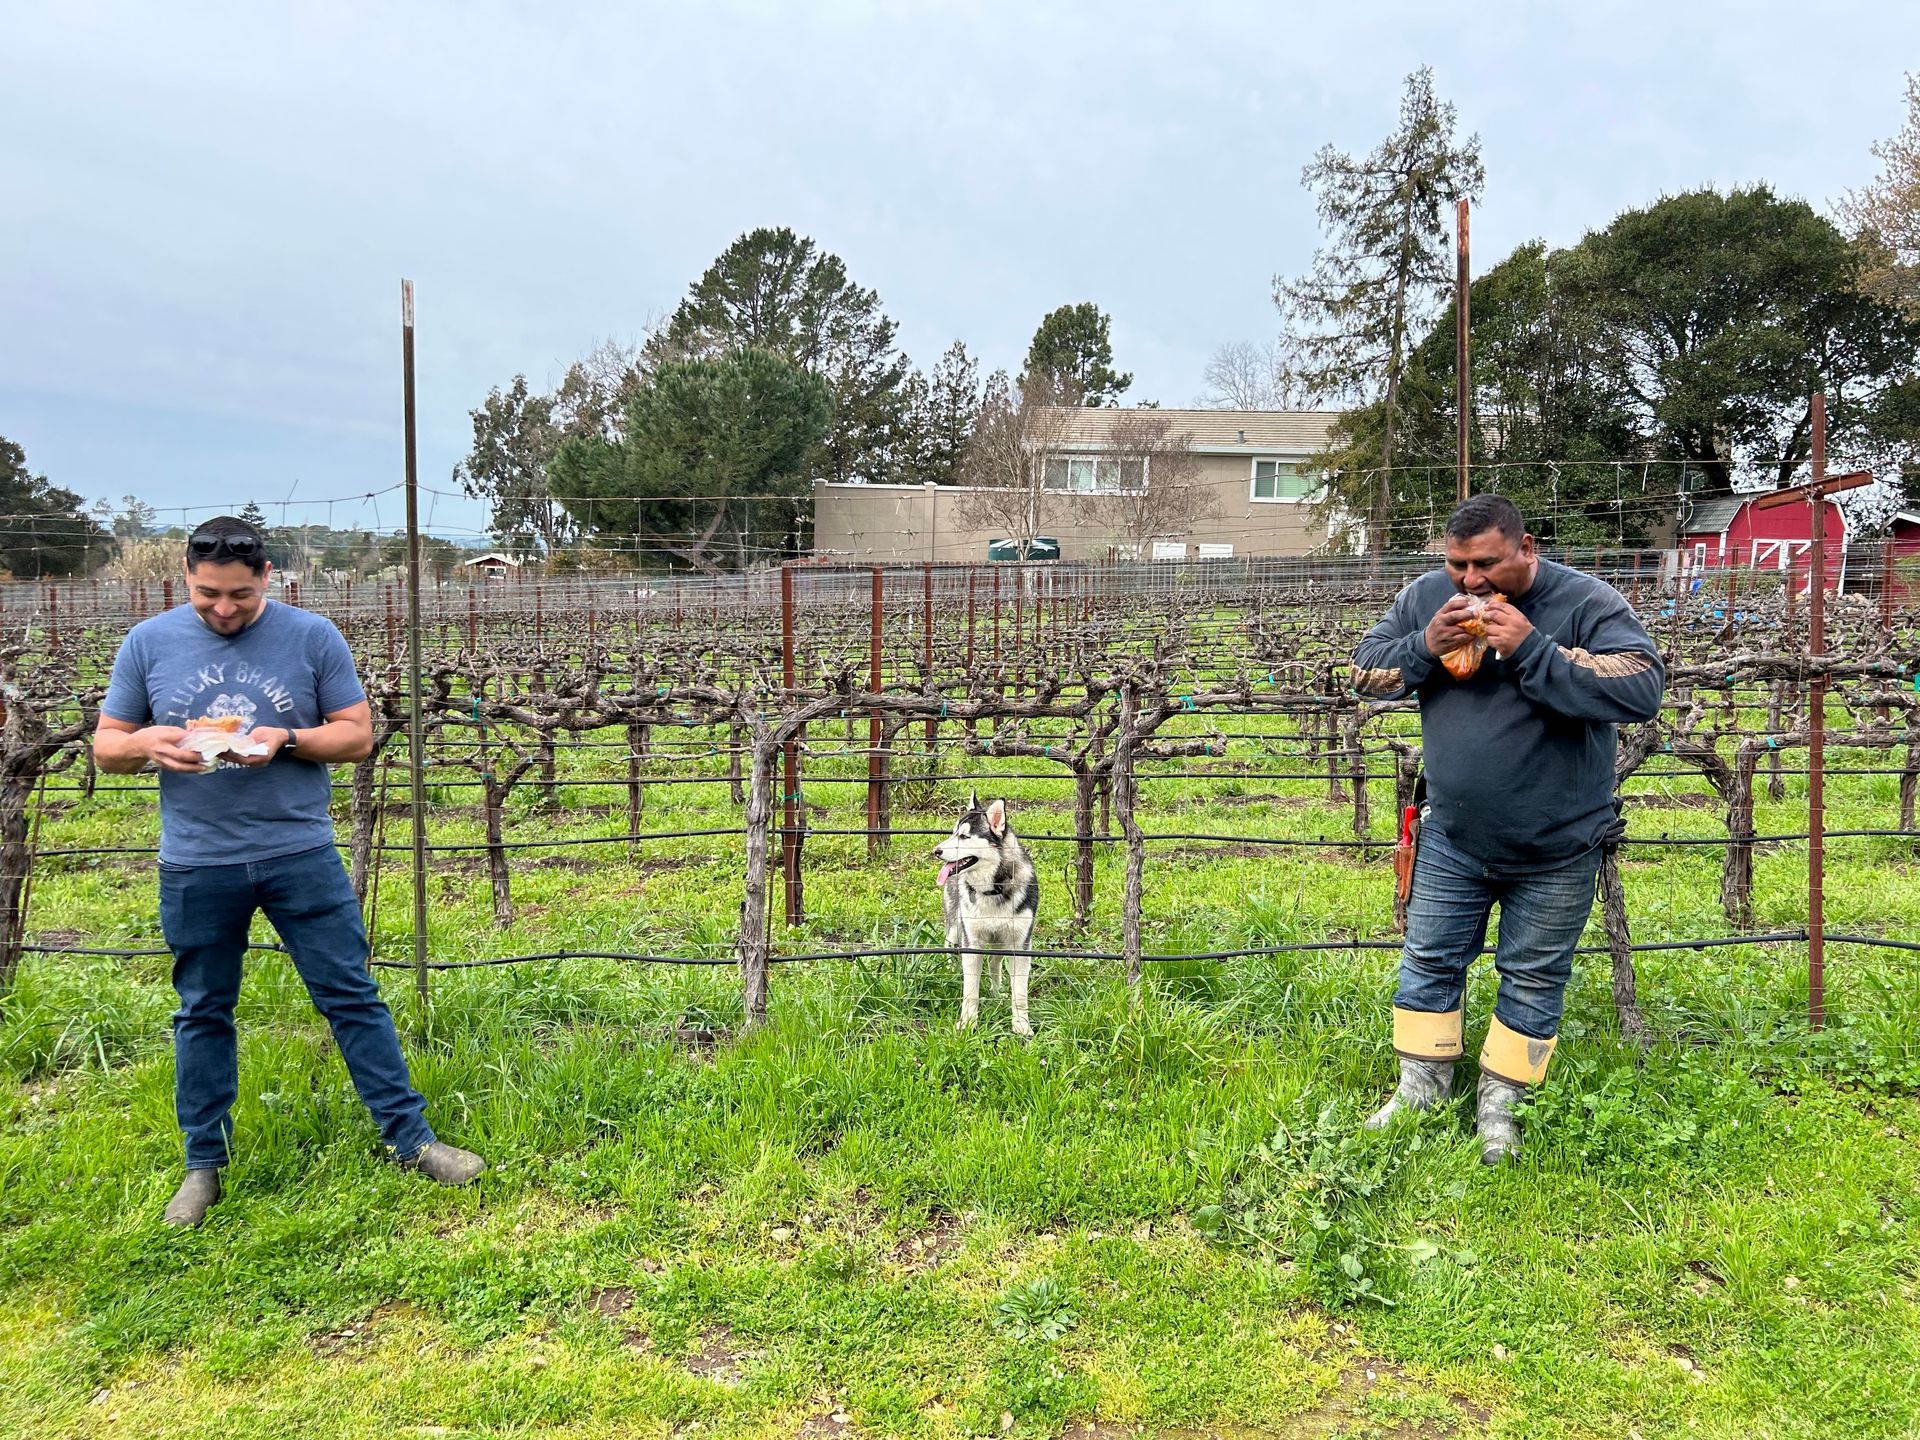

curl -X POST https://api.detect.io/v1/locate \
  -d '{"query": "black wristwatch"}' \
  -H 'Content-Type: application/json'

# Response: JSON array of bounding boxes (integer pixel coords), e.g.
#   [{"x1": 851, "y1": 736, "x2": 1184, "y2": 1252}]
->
[{"x1": 282, "y1": 728, "x2": 300, "y2": 757}]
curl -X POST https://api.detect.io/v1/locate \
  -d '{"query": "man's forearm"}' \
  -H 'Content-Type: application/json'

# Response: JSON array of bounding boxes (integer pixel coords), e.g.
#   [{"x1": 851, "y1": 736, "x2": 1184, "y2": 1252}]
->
[
  {"x1": 93, "y1": 731, "x2": 149, "y2": 775},
  {"x1": 278, "y1": 720, "x2": 373, "y2": 763}
]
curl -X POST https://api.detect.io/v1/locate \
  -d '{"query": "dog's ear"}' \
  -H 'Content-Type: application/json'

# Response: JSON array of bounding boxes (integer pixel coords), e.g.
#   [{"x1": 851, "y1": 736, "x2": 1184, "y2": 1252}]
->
[
  {"x1": 985, "y1": 798, "x2": 1007, "y2": 835},
  {"x1": 967, "y1": 789, "x2": 980, "y2": 814}
]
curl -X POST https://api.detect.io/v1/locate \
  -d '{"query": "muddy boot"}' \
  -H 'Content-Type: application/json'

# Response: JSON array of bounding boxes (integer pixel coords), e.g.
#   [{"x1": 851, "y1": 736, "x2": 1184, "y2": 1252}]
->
[
  {"x1": 1476, "y1": 1072, "x2": 1528, "y2": 1166},
  {"x1": 1366, "y1": 1006, "x2": 1463, "y2": 1129},
  {"x1": 1477, "y1": 1017, "x2": 1558, "y2": 1166},
  {"x1": 398, "y1": 1141, "x2": 487, "y2": 1186},
  {"x1": 1364, "y1": 1055, "x2": 1456, "y2": 1129},
  {"x1": 162, "y1": 1168, "x2": 223, "y2": 1228}
]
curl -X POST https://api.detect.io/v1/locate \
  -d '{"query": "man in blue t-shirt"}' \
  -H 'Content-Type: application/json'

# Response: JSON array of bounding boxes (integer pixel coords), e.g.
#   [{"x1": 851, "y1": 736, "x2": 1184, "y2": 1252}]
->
[{"x1": 95, "y1": 516, "x2": 485, "y2": 1226}]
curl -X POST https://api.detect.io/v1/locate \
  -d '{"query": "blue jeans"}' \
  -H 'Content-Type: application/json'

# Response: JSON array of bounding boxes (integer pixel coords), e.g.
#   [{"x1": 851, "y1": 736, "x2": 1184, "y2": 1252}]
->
[
  {"x1": 1396, "y1": 825, "x2": 1601, "y2": 1040},
  {"x1": 159, "y1": 844, "x2": 435, "y2": 1169}
]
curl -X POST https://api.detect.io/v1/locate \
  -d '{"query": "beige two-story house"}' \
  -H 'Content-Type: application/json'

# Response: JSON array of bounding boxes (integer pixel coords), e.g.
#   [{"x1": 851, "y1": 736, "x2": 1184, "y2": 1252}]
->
[{"x1": 811, "y1": 407, "x2": 1347, "y2": 563}]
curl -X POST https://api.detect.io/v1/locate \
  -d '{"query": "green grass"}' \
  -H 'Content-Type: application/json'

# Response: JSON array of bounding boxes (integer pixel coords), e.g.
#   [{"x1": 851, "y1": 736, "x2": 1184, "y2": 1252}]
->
[{"x1": 4, "y1": 713, "x2": 1920, "y2": 1438}]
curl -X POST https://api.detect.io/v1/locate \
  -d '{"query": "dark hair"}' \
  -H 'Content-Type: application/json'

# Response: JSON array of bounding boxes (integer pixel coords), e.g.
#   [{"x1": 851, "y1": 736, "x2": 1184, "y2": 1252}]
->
[
  {"x1": 1444, "y1": 494, "x2": 1527, "y2": 544},
  {"x1": 185, "y1": 516, "x2": 269, "y2": 576}
]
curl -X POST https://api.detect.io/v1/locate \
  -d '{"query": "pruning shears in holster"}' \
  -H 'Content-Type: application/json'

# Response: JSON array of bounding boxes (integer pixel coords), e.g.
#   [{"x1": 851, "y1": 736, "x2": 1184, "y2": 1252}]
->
[{"x1": 1392, "y1": 775, "x2": 1428, "y2": 934}]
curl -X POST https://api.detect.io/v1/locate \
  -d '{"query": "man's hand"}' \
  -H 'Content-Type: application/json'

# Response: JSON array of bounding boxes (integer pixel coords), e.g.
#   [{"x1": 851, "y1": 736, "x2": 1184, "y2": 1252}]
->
[
  {"x1": 1423, "y1": 594, "x2": 1479, "y2": 659},
  {"x1": 141, "y1": 726, "x2": 210, "y2": 774},
  {"x1": 1480, "y1": 599, "x2": 1534, "y2": 656},
  {"x1": 228, "y1": 727, "x2": 291, "y2": 768}
]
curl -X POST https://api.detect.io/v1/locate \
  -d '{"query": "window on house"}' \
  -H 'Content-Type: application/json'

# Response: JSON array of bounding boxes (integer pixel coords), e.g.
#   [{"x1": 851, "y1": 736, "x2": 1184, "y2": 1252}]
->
[
  {"x1": 1251, "y1": 459, "x2": 1314, "y2": 501},
  {"x1": 1040, "y1": 455, "x2": 1147, "y2": 494}
]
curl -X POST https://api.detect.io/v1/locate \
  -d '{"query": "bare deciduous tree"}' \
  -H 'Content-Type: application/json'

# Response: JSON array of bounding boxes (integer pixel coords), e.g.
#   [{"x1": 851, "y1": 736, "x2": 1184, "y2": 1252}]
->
[
  {"x1": 1091, "y1": 410, "x2": 1217, "y2": 557},
  {"x1": 1839, "y1": 73, "x2": 1920, "y2": 321},
  {"x1": 1198, "y1": 340, "x2": 1311, "y2": 410},
  {"x1": 954, "y1": 372, "x2": 1075, "y2": 556}
]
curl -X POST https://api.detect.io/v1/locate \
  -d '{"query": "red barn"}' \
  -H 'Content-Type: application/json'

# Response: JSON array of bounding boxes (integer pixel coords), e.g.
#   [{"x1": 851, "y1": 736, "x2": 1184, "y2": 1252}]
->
[
  {"x1": 1677, "y1": 491, "x2": 1850, "y2": 594},
  {"x1": 1890, "y1": 510, "x2": 1920, "y2": 563}
]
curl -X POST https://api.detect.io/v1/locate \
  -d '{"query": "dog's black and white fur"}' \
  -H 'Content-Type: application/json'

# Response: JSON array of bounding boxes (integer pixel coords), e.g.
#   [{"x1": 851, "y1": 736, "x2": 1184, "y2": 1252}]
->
[{"x1": 933, "y1": 794, "x2": 1040, "y2": 1034}]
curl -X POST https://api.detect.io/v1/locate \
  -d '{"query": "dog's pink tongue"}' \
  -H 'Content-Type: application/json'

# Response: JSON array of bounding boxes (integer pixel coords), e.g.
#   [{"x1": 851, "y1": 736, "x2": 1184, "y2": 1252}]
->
[{"x1": 937, "y1": 861, "x2": 954, "y2": 888}]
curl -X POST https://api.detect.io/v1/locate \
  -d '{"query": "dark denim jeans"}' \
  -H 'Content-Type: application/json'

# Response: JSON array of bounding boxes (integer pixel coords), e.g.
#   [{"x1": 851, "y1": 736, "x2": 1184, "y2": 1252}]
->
[
  {"x1": 1395, "y1": 824, "x2": 1602, "y2": 1040},
  {"x1": 159, "y1": 843, "x2": 434, "y2": 1169}
]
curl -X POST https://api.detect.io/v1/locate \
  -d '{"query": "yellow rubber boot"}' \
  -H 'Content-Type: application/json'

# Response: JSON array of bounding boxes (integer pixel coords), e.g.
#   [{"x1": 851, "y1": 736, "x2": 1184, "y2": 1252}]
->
[
  {"x1": 1364, "y1": 1008, "x2": 1463, "y2": 1130},
  {"x1": 1476, "y1": 1018, "x2": 1558, "y2": 1165}
]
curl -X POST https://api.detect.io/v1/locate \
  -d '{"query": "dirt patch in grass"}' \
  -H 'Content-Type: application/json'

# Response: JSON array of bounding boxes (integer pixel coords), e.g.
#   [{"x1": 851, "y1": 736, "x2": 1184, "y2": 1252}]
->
[
  {"x1": 308, "y1": 1301, "x2": 423, "y2": 1360},
  {"x1": 590, "y1": 1285, "x2": 633, "y2": 1317},
  {"x1": 684, "y1": 1323, "x2": 752, "y2": 1382},
  {"x1": 588, "y1": 1285, "x2": 656, "y2": 1352},
  {"x1": 797, "y1": 1408, "x2": 856, "y2": 1438},
  {"x1": 30, "y1": 928, "x2": 85, "y2": 949},
  {"x1": 890, "y1": 1204, "x2": 965, "y2": 1271}
]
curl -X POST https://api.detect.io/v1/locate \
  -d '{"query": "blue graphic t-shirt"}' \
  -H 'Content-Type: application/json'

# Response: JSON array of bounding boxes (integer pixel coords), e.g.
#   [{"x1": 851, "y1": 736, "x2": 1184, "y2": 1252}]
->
[{"x1": 101, "y1": 600, "x2": 367, "y2": 866}]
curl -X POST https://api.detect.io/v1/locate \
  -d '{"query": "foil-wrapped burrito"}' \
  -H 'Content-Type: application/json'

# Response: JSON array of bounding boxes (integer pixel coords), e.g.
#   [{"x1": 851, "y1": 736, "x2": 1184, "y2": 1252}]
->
[{"x1": 177, "y1": 715, "x2": 269, "y2": 769}]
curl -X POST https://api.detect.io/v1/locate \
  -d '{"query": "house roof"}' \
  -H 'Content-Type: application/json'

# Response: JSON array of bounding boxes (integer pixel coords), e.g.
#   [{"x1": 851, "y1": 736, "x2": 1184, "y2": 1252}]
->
[
  {"x1": 1040, "y1": 406, "x2": 1343, "y2": 456},
  {"x1": 1678, "y1": 495, "x2": 1747, "y2": 536},
  {"x1": 461, "y1": 551, "x2": 521, "y2": 567}
]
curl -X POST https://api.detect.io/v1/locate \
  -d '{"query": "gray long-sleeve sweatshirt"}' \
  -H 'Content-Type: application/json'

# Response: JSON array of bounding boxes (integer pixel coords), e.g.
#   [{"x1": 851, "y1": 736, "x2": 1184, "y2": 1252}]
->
[{"x1": 1350, "y1": 559, "x2": 1665, "y2": 871}]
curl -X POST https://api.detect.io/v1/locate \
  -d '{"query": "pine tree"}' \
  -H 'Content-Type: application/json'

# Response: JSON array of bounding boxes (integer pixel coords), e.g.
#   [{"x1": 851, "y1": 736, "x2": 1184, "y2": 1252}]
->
[
  {"x1": 1023, "y1": 304, "x2": 1131, "y2": 406},
  {"x1": 1275, "y1": 67, "x2": 1483, "y2": 552}
]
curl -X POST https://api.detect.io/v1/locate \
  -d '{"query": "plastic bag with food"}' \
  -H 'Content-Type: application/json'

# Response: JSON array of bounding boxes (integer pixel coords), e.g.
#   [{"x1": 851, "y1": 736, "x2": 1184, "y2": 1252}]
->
[
  {"x1": 177, "y1": 715, "x2": 270, "y2": 770},
  {"x1": 1438, "y1": 592, "x2": 1505, "y2": 680}
]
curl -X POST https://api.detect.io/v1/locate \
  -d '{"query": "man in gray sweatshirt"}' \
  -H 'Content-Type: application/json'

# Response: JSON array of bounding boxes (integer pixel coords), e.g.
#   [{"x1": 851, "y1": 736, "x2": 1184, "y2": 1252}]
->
[{"x1": 1350, "y1": 495, "x2": 1664, "y2": 1163}]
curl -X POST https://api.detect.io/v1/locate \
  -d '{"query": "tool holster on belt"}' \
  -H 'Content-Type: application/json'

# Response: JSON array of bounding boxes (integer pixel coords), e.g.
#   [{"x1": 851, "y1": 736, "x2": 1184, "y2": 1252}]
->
[
  {"x1": 1602, "y1": 796, "x2": 1627, "y2": 855},
  {"x1": 1391, "y1": 775, "x2": 1428, "y2": 934}
]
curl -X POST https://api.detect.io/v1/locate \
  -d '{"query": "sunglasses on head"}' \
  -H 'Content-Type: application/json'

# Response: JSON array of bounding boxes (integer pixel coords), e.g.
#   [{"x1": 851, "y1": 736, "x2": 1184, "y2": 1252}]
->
[{"x1": 188, "y1": 533, "x2": 263, "y2": 562}]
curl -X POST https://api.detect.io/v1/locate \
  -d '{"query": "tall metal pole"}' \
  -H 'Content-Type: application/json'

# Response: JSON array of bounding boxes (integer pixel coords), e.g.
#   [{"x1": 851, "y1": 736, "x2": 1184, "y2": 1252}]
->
[
  {"x1": 868, "y1": 566, "x2": 883, "y2": 857},
  {"x1": 401, "y1": 280, "x2": 430, "y2": 1014},
  {"x1": 1807, "y1": 392, "x2": 1827, "y2": 1031},
  {"x1": 1455, "y1": 198, "x2": 1472, "y2": 504},
  {"x1": 780, "y1": 563, "x2": 802, "y2": 925}
]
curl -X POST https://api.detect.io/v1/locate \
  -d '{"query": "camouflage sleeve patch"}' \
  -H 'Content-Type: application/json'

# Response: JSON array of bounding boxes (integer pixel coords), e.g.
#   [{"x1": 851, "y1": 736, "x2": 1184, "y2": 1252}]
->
[
  {"x1": 1352, "y1": 666, "x2": 1405, "y2": 696},
  {"x1": 1557, "y1": 646, "x2": 1654, "y2": 680}
]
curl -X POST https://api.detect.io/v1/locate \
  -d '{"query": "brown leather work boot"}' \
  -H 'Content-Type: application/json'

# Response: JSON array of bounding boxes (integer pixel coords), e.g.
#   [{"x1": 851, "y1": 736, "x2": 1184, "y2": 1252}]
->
[
  {"x1": 398, "y1": 1141, "x2": 487, "y2": 1186},
  {"x1": 162, "y1": 1168, "x2": 223, "y2": 1227}
]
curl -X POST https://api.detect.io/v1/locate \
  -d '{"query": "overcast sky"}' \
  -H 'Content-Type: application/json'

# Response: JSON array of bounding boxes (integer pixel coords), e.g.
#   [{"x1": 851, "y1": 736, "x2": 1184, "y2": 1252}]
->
[{"x1": 4, "y1": 1, "x2": 1915, "y2": 538}]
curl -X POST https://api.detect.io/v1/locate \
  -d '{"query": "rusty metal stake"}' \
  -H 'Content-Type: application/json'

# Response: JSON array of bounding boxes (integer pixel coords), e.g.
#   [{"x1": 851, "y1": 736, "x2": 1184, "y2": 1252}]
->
[
  {"x1": 923, "y1": 562, "x2": 935, "y2": 748},
  {"x1": 400, "y1": 279, "x2": 431, "y2": 1017},
  {"x1": 781, "y1": 564, "x2": 803, "y2": 926},
  {"x1": 868, "y1": 566, "x2": 883, "y2": 857},
  {"x1": 1455, "y1": 197, "x2": 1471, "y2": 503},
  {"x1": 1808, "y1": 395, "x2": 1828, "y2": 1031}
]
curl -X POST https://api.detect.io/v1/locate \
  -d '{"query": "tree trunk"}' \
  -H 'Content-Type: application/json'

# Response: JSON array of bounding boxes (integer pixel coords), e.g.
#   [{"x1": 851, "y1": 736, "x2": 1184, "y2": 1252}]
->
[
  {"x1": 1343, "y1": 708, "x2": 1369, "y2": 839},
  {"x1": 484, "y1": 777, "x2": 513, "y2": 928},
  {"x1": 737, "y1": 732, "x2": 774, "y2": 1028},
  {"x1": 1071, "y1": 764, "x2": 1096, "y2": 928},
  {"x1": 0, "y1": 772, "x2": 35, "y2": 1002},
  {"x1": 626, "y1": 721, "x2": 647, "y2": 850},
  {"x1": 1114, "y1": 686, "x2": 1146, "y2": 987},
  {"x1": 1598, "y1": 848, "x2": 1650, "y2": 1048},
  {"x1": 1722, "y1": 746, "x2": 1759, "y2": 930},
  {"x1": 728, "y1": 720, "x2": 746, "y2": 805},
  {"x1": 348, "y1": 751, "x2": 383, "y2": 903}
]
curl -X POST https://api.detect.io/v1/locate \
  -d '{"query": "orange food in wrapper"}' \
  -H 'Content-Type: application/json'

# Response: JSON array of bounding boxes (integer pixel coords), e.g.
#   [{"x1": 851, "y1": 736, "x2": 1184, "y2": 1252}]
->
[
  {"x1": 177, "y1": 713, "x2": 268, "y2": 769},
  {"x1": 1438, "y1": 593, "x2": 1504, "y2": 680}
]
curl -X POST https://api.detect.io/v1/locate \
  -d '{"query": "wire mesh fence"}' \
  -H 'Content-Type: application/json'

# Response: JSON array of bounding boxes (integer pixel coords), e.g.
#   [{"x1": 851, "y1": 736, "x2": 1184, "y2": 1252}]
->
[{"x1": 3, "y1": 549, "x2": 1918, "y2": 1048}]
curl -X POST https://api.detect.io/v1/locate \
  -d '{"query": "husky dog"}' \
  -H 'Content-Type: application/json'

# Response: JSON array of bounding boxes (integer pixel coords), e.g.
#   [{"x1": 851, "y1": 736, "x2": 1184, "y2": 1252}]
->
[{"x1": 933, "y1": 794, "x2": 1040, "y2": 1034}]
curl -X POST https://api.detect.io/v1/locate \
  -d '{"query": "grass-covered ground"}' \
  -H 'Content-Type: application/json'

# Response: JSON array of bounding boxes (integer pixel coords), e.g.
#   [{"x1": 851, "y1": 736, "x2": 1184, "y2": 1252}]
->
[{"x1": 4, "y1": 715, "x2": 1919, "y2": 1438}]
